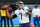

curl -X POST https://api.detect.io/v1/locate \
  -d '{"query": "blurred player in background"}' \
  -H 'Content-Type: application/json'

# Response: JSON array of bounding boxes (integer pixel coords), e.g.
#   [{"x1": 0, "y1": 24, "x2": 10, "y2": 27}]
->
[
  {"x1": 1, "y1": 5, "x2": 9, "y2": 27},
  {"x1": 38, "y1": 7, "x2": 40, "y2": 21},
  {"x1": 28, "y1": 5, "x2": 32, "y2": 21},
  {"x1": 0, "y1": 9, "x2": 1, "y2": 16},
  {"x1": 32, "y1": 5, "x2": 39, "y2": 27},
  {"x1": 7, "y1": 5, "x2": 13, "y2": 27},
  {"x1": 7, "y1": 1, "x2": 32, "y2": 27},
  {"x1": 7, "y1": 4, "x2": 18, "y2": 27},
  {"x1": 0, "y1": 8, "x2": 1, "y2": 22}
]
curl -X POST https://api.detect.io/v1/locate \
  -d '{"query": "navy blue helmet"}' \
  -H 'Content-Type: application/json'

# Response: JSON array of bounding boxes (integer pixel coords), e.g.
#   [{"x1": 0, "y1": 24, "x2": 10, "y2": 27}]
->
[{"x1": 16, "y1": 1, "x2": 24, "y2": 5}]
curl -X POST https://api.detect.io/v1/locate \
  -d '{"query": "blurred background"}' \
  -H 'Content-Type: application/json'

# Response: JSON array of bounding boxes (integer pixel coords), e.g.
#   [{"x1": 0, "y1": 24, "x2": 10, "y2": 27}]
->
[
  {"x1": 0, "y1": 0, "x2": 40, "y2": 27},
  {"x1": 0, "y1": 5, "x2": 40, "y2": 25}
]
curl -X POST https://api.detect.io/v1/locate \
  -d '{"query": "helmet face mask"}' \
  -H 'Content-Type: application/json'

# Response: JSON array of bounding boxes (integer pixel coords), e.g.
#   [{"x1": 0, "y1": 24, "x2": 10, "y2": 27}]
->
[{"x1": 19, "y1": 3, "x2": 24, "y2": 6}]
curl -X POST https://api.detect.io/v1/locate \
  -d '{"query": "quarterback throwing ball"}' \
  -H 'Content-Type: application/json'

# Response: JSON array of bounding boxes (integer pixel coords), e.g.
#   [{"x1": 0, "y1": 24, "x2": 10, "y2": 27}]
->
[{"x1": 7, "y1": 1, "x2": 31, "y2": 27}]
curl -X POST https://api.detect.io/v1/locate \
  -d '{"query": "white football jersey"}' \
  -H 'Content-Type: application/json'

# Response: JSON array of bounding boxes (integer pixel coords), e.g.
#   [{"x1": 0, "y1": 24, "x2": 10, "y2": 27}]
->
[
  {"x1": 38, "y1": 8, "x2": 40, "y2": 16},
  {"x1": 32, "y1": 8, "x2": 40, "y2": 17},
  {"x1": 15, "y1": 7, "x2": 29, "y2": 24},
  {"x1": 11, "y1": 7, "x2": 29, "y2": 24}
]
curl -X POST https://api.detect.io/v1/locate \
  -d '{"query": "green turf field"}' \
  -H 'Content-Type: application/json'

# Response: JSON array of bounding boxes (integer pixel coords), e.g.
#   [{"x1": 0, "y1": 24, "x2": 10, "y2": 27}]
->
[
  {"x1": 0, "y1": 25, "x2": 38, "y2": 27},
  {"x1": 0, "y1": 25, "x2": 19, "y2": 27}
]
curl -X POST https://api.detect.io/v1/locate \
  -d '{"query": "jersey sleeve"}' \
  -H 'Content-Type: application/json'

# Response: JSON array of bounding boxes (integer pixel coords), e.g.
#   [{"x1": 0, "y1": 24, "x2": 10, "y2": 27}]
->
[
  {"x1": 24, "y1": 7, "x2": 29, "y2": 13},
  {"x1": 11, "y1": 11, "x2": 17, "y2": 18},
  {"x1": 11, "y1": 14, "x2": 17, "y2": 18}
]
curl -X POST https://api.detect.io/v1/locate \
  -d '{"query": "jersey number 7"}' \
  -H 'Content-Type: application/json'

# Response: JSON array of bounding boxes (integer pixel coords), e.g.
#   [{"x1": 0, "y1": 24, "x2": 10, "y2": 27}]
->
[{"x1": 20, "y1": 13, "x2": 22, "y2": 20}]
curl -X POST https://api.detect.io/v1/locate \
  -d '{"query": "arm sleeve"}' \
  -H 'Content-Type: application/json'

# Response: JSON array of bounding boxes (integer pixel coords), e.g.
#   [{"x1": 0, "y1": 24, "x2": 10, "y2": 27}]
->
[
  {"x1": 11, "y1": 14, "x2": 17, "y2": 18},
  {"x1": 11, "y1": 10, "x2": 17, "y2": 18},
  {"x1": 13, "y1": 14, "x2": 17, "y2": 18}
]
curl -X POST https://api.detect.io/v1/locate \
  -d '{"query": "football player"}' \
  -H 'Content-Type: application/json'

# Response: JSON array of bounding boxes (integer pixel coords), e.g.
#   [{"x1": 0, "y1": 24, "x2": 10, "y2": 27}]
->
[
  {"x1": 1, "y1": 5, "x2": 9, "y2": 27},
  {"x1": 7, "y1": 1, "x2": 31, "y2": 27},
  {"x1": 32, "y1": 5, "x2": 39, "y2": 27}
]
